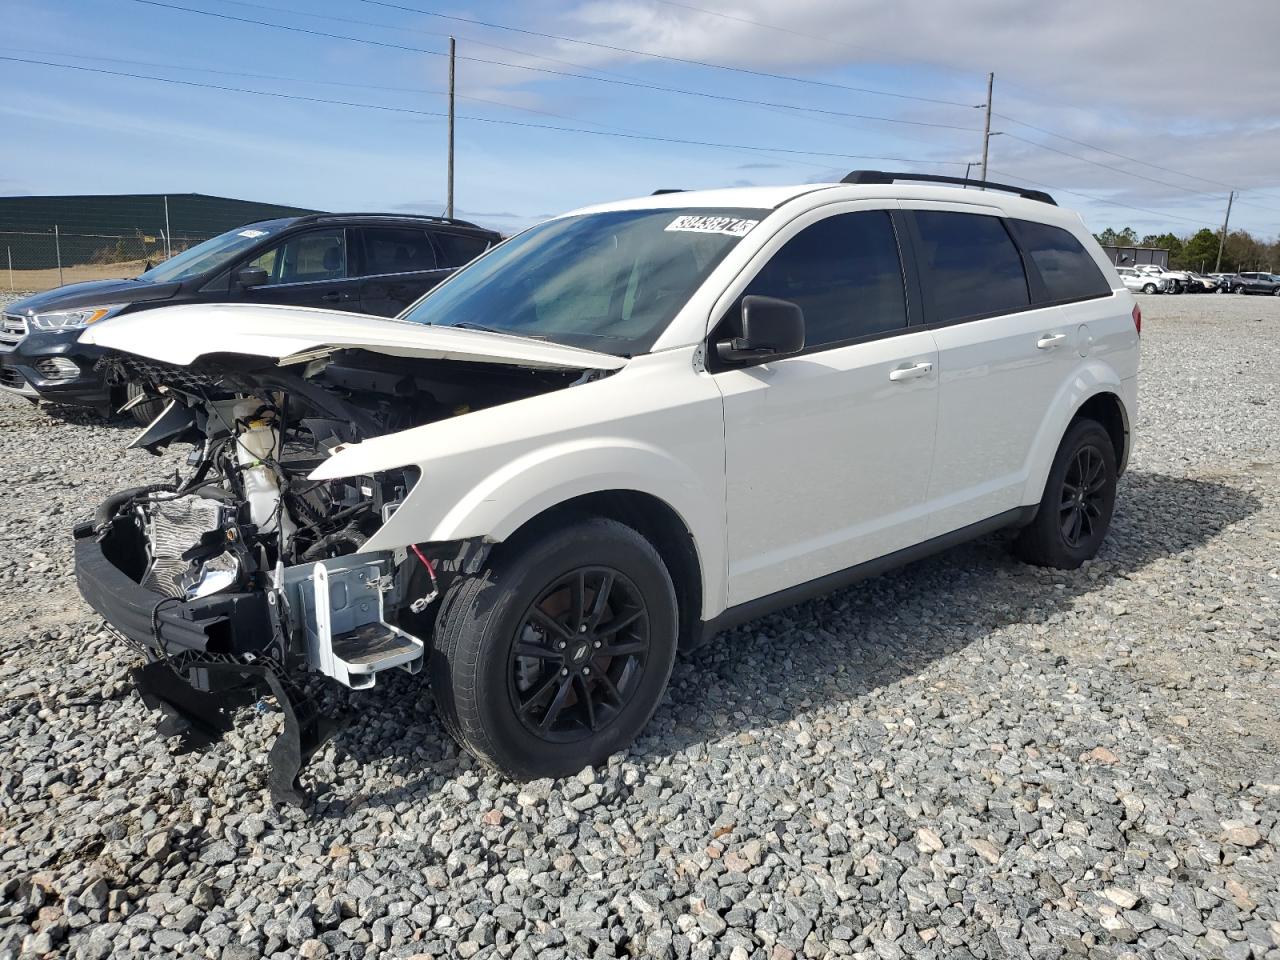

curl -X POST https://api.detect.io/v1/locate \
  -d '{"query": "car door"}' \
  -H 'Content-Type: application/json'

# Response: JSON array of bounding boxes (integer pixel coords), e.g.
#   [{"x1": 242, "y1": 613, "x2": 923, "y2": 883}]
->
[
  {"x1": 903, "y1": 208, "x2": 1103, "y2": 536},
  {"x1": 355, "y1": 226, "x2": 453, "y2": 317},
  {"x1": 237, "y1": 228, "x2": 360, "y2": 310},
  {"x1": 713, "y1": 204, "x2": 940, "y2": 607}
]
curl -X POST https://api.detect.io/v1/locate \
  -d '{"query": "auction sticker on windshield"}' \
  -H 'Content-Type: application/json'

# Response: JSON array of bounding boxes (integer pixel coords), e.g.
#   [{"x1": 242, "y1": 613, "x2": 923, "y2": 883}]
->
[{"x1": 665, "y1": 215, "x2": 759, "y2": 237}]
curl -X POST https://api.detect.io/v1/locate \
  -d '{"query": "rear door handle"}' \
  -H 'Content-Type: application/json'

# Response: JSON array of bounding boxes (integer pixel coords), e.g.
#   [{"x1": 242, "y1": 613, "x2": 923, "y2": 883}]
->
[
  {"x1": 888, "y1": 361, "x2": 933, "y2": 382},
  {"x1": 1037, "y1": 333, "x2": 1067, "y2": 349}
]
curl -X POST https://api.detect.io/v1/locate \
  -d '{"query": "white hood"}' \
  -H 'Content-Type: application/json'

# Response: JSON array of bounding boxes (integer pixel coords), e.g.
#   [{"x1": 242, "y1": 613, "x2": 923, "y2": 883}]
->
[{"x1": 80, "y1": 303, "x2": 627, "y2": 371}]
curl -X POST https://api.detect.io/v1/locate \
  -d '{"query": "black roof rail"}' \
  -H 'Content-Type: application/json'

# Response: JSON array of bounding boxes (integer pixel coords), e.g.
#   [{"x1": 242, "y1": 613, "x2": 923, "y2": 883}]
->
[
  {"x1": 840, "y1": 170, "x2": 1056, "y2": 206},
  {"x1": 651, "y1": 188, "x2": 685, "y2": 195},
  {"x1": 298, "y1": 211, "x2": 488, "y2": 230}
]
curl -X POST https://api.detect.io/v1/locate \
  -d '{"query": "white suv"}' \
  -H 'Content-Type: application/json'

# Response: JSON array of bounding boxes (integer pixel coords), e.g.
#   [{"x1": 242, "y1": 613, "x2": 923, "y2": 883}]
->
[{"x1": 74, "y1": 172, "x2": 1140, "y2": 802}]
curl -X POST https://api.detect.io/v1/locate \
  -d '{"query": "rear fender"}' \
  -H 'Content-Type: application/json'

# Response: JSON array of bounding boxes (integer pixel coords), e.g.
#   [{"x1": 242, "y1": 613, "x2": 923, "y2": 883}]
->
[{"x1": 1020, "y1": 364, "x2": 1133, "y2": 508}]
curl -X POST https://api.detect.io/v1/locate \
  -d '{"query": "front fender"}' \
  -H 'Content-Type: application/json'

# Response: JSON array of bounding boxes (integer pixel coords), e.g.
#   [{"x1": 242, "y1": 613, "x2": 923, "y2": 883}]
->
[
  {"x1": 1019, "y1": 363, "x2": 1133, "y2": 507},
  {"x1": 362, "y1": 438, "x2": 725, "y2": 620}
]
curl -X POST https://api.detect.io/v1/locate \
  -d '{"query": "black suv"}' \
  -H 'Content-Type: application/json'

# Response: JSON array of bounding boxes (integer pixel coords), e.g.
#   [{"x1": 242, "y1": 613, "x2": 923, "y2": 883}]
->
[{"x1": 0, "y1": 213, "x2": 500, "y2": 419}]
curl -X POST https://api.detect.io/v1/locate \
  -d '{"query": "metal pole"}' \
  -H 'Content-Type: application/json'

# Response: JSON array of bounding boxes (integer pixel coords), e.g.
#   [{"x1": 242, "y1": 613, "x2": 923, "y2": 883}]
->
[
  {"x1": 446, "y1": 36, "x2": 456, "y2": 219},
  {"x1": 55, "y1": 225, "x2": 63, "y2": 287},
  {"x1": 6, "y1": 246, "x2": 12, "y2": 291},
  {"x1": 980, "y1": 72, "x2": 994, "y2": 182},
  {"x1": 163, "y1": 195, "x2": 172, "y2": 259},
  {"x1": 1214, "y1": 191, "x2": 1234, "y2": 272}
]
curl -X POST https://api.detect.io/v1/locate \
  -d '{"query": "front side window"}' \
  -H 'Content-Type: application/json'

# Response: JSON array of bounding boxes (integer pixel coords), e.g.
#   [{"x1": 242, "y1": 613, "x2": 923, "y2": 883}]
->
[
  {"x1": 913, "y1": 211, "x2": 1030, "y2": 323},
  {"x1": 246, "y1": 229, "x2": 346, "y2": 285},
  {"x1": 359, "y1": 227, "x2": 437, "y2": 276},
  {"x1": 401, "y1": 208, "x2": 765, "y2": 355},
  {"x1": 739, "y1": 210, "x2": 907, "y2": 348},
  {"x1": 1010, "y1": 220, "x2": 1111, "y2": 302}
]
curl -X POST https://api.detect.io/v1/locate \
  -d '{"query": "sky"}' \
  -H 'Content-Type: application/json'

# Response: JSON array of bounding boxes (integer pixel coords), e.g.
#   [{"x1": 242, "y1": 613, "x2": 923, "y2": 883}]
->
[{"x1": 2, "y1": 0, "x2": 1279, "y2": 239}]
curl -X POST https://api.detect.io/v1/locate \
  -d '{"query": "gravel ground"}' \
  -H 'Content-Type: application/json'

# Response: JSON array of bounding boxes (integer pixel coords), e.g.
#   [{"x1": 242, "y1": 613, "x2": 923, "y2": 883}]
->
[{"x1": 0, "y1": 292, "x2": 1277, "y2": 960}]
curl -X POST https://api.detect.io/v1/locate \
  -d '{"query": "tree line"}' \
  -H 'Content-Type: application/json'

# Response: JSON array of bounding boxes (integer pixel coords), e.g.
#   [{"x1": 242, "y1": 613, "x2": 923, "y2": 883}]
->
[{"x1": 1093, "y1": 226, "x2": 1278, "y2": 273}]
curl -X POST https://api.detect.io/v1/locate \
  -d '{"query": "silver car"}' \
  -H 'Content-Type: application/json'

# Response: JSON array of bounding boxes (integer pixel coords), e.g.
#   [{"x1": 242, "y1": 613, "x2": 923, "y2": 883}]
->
[{"x1": 1116, "y1": 266, "x2": 1166, "y2": 294}]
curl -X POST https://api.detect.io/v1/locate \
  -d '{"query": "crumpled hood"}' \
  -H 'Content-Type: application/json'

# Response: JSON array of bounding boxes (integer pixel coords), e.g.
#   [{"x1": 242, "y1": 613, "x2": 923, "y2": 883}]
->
[{"x1": 80, "y1": 302, "x2": 628, "y2": 371}]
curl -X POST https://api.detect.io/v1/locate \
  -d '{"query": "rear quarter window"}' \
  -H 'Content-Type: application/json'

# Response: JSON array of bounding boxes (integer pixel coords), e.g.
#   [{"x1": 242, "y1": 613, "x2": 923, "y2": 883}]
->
[
  {"x1": 433, "y1": 232, "x2": 492, "y2": 268},
  {"x1": 1009, "y1": 219, "x2": 1112, "y2": 302}
]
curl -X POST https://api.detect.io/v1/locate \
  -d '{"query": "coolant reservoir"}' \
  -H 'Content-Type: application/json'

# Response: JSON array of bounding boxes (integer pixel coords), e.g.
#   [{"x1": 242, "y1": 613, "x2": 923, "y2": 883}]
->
[{"x1": 232, "y1": 400, "x2": 297, "y2": 541}]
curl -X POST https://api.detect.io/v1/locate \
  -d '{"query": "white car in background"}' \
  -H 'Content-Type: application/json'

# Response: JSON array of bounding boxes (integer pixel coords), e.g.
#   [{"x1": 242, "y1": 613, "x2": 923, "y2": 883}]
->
[
  {"x1": 73, "y1": 171, "x2": 1141, "y2": 803},
  {"x1": 1116, "y1": 266, "x2": 1167, "y2": 294},
  {"x1": 1135, "y1": 263, "x2": 1191, "y2": 293}
]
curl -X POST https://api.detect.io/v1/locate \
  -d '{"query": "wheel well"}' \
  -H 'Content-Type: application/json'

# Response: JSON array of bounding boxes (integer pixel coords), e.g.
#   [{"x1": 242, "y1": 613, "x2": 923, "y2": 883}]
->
[
  {"x1": 1073, "y1": 392, "x2": 1127, "y2": 472},
  {"x1": 503, "y1": 491, "x2": 704, "y2": 651}
]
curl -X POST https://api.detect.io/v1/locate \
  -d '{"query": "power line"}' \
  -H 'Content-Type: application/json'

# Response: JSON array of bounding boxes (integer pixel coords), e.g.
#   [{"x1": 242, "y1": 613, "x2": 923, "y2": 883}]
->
[
  {"x1": 212, "y1": 0, "x2": 647, "y2": 85},
  {"x1": 354, "y1": 0, "x2": 979, "y2": 108},
  {"x1": 132, "y1": 0, "x2": 980, "y2": 135},
  {"x1": 997, "y1": 131, "x2": 1280, "y2": 219},
  {"x1": 0, "y1": 46, "x2": 647, "y2": 128},
  {"x1": 986, "y1": 167, "x2": 1219, "y2": 229},
  {"x1": 650, "y1": 0, "x2": 978, "y2": 81},
  {"x1": 632, "y1": 0, "x2": 1280, "y2": 220},
  {"x1": 0, "y1": 55, "x2": 970, "y2": 167},
  {"x1": 993, "y1": 112, "x2": 1235, "y2": 190},
  {"x1": 997, "y1": 132, "x2": 1224, "y2": 199}
]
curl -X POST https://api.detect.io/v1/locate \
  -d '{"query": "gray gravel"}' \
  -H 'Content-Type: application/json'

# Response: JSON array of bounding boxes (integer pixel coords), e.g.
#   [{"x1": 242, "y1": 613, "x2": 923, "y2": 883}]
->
[{"x1": 1, "y1": 291, "x2": 1277, "y2": 960}]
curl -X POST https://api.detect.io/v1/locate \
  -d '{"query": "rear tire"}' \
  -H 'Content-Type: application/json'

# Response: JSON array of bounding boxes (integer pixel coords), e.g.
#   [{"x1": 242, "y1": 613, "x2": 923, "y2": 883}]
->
[
  {"x1": 1013, "y1": 418, "x2": 1117, "y2": 570},
  {"x1": 429, "y1": 516, "x2": 678, "y2": 780},
  {"x1": 1234, "y1": 285, "x2": 1246, "y2": 295}
]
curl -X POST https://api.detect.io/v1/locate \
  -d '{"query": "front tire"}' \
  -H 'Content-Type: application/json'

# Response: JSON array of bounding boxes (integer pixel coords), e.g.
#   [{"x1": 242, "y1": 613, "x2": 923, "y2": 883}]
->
[
  {"x1": 124, "y1": 381, "x2": 166, "y2": 426},
  {"x1": 1142, "y1": 283, "x2": 1157, "y2": 294},
  {"x1": 430, "y1": 517, "x2": 678, "y2": 780},
  {"x1": 1013, "y1": 418, "x2": 1117, "y2": 569}
]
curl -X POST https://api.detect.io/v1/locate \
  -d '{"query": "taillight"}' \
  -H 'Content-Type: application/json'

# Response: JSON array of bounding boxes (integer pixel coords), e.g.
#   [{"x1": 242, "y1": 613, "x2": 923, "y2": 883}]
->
[{"x1": 1131, "y1": 303, "x2": 1142, "y2": 335}]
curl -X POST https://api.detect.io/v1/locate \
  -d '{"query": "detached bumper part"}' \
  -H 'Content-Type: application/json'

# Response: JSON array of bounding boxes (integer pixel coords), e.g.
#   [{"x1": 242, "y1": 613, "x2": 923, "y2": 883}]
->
[{"x1": 73, "y1": 520, "x2": 337, "y2": 806}]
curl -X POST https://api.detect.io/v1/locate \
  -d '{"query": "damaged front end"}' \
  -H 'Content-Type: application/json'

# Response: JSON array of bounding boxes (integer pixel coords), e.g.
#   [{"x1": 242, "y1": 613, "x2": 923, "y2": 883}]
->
[{"x1": 74, "y1": 343, "x2": 589, "y2": 805}]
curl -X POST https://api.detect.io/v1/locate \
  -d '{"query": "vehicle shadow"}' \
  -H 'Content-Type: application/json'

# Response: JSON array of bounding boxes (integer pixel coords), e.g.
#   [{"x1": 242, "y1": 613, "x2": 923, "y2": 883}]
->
[
  {"x1": 36, "y1": 403, "x2": 140, "y2": 431},
  {"x1": 317, "y1": 470, "x2": 1260, "y2": 814}
]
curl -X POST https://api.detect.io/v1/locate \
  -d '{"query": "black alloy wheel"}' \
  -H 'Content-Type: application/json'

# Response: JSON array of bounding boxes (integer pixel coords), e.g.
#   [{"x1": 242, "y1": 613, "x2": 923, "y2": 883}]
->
[
  {"x1": 1059, "y1": 444, "x2": 1107, "y2": 549},
  {"x1": 508, "y1": 566, "x2": 649, "y2": 743},
  {"x1": 428, "y1": 516, "x2": 678, "y2": 780},
  {"x1": 1013, "y1": 417, "x2": 1117, "y2": 569}
]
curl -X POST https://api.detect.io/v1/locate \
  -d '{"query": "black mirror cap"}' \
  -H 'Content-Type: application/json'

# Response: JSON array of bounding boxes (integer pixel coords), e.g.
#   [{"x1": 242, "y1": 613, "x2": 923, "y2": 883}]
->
[
  {"x1": 716, "y1": 295, "x2": 805, "y2": 364},
  {"x1": 236, "y1": 266, "x2": 270, "y2": 288}
]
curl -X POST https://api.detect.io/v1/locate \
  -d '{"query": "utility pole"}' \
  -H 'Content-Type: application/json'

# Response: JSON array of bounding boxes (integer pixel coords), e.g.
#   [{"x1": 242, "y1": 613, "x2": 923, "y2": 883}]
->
[
  {"x1": 980, "y1": 72, "x2": 994, "y2": 182},
  {"x1": 54, "y1": 225, "x2": 63, "y2": 287},
  {"x1": 446, "y1": 36, "x2": 456, "y2": 220},
  {"x1": 163, "y1": 195, "x2": 173, "y2": 259},
  {"x1": 1214, "y1": 190, "x2": 1234, "y2": 273}
]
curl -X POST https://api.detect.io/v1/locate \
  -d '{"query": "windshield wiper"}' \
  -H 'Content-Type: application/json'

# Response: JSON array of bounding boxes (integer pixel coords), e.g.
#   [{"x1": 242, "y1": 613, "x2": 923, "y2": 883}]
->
[{"x1": 449, "y1": 321, "x2": 504, "y2": 334}]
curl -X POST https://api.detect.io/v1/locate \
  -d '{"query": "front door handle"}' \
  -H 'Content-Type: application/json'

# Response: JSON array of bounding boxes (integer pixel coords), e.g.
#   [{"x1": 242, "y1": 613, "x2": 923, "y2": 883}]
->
[
  {"x1": 321, "y1": 291, "x2": 343, "y2": 302},
  {"x1": 1037, "y1": 333, "x2": 1067, "y2": 349},
  {"x1": 888, "y1": 361, "x2": 933, "y2": 382}
]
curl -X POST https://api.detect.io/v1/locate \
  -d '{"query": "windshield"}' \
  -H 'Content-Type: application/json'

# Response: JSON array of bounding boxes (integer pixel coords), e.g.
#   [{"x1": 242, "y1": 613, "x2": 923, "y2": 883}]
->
[
  {"x1": 400, "y1": 207, "x2": 767, "y2": 355},
  {"x1": 138, "y1": 219, "x2": 295, "y2": 283}
]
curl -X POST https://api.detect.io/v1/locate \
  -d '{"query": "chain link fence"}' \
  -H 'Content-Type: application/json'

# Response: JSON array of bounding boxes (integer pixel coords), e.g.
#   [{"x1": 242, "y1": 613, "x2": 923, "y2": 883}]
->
[{"x1": 1, "y1": 228, "x2": 214, "y2": 293}]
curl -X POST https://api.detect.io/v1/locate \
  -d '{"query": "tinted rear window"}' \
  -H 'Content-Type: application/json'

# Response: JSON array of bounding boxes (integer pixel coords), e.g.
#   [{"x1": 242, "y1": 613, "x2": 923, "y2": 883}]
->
[
  {"x1": 913, "y1": 211, "x2": 1030, "y2": 323},
  {"x1": 434, "y1": 232, "x2": 491, "y2": 268},
  {"x1": 360, "y1": 227, "x2": 437, "y2": 275},
  {"x1": 1010, "y1": 219, "x2": 1111, "y2": 302}
]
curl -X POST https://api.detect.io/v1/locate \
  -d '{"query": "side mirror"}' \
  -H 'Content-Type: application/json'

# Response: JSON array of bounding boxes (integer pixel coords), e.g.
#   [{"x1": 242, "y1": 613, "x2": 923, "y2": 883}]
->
[
  {"x1": 236, "y1": 266, "x2": 269, "y2": 289},
  {"x1": 716, "y1": 295, "x2": 805, "y2": 364}
]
